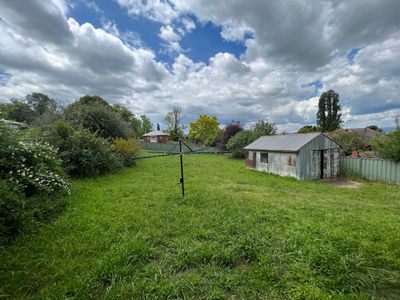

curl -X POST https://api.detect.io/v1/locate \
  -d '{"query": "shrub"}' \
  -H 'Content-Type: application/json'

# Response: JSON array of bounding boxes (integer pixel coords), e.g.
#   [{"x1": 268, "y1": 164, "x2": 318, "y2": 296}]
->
[
  {"x1": 0, "y1": 124, "x2": 70, "y2": 197},
  {"x1": 329, "y1": 130, "x2": 364, "y2": 155},
  {"x1": 0, "y1": 179, "x2": 67, "y2": 243},
  {"x1": 227, "y1": 130, "x2": 257, "y2": 158},
  {"x1": 372, "y1": 130, "x2": 400, "y2": 161},
  {"x1": 60, "y1": 129, "x2": 122, "y2": 177},
  {"x1": 0, "y1": 180, "x2": 25, "y2": 242},
  {"x1": 112, "y1": 138, "x2": 140, "y2": 166}
]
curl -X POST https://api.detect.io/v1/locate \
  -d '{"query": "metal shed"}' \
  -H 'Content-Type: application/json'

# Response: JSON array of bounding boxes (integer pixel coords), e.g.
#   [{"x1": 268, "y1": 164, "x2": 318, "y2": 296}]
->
[{"x1": 244, "y1": 132, "x2": 340, "y2": 180}]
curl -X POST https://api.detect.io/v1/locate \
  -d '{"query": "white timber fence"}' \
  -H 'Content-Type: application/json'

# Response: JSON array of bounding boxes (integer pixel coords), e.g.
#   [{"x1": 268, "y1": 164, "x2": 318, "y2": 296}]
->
[{"x1": 339, "y1": 156, "x2": 400, "y2": 184}]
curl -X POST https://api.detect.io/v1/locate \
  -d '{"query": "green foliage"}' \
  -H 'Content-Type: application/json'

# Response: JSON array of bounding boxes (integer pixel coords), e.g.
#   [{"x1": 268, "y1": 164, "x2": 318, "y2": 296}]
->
[
  {"x1": 372, "y1": 130, "x2": 400, "y2": 161},
  {"x1": 0, "y1": 180, "x2": 25, "y2": 242},
  {"x1": 251, "y1": 120, "x2": 277, "y2": 138},
  {"x1": 1, "y1": 155, "x2": 400, "y2": 298},
  {"x1": 0, "y1": 179, "x2": 67, "y2": 243},
  {"x1": 0, "y1": 99, "x2": 34, "y2": 123},
  {"x1": 112, "y1": 105, "x2": 151, "y2": 139},
  {"x1": 317, "y1": 90, "x2": 342, "y2": 132},
  {"x1": 0, "y1": 123, "x2": 69, "y2": 197},
  {"x1": 64, "y1": 96, "x2": 133, "y2": 139},
  {"x1": 226, "y1": 130, "x2": 256, "y2": 158},
  {"x1": 112, "y1": 138, "x2": 140, "y2": 166},
  {"x1": 0, "y1": 93, "x2": 60, "y2": 126},
  {"x1": 329, "y1": 130, "x2": 364, "y2": 155},
  {"x1": 58, "y1": 129, "x2": 122, "y2": 177},
  {"x1": 189, "y1": 115, "x2": 220, "y2": 146},
  {"x1": 165, "y1": 106, "x2": 185, "y2": 141},
  {"x1": 366, "y1": 125, "x2": 382, "y2": 132},
  {"x1": 297, "y1": 125, "x2": 318, "y2": 133},
  {"x1": 140, "y1": 115, "x2": 153, "y2": 135},
  {"x1": 26, "y1": 93, "x2": 58, "y2": 117}
]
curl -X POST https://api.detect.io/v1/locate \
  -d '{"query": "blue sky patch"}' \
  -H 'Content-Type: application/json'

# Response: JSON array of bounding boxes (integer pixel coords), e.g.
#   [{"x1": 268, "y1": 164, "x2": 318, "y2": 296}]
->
[
  {"x1": 301, "y1": 80, "x2": 323, "y2": 98},
  {"x1": 180, "y1": 21, "x2": 247, "y2": 63},
  {"x1": 347, "y1": 47, "x2": 362, "y2": 64},
  {"x1": 0, "y1": 71, "x2": 11, "y2": 86}
]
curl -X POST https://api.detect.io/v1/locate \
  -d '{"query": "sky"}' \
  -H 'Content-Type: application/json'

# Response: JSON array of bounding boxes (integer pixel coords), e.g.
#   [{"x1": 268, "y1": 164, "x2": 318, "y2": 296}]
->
[{"x1": 0, "y1": 0, "x2": 399, "y2": 131}]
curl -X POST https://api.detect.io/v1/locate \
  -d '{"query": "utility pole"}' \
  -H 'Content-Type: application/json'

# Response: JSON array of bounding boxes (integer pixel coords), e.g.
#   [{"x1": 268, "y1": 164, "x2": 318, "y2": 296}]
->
[{"x1": 179, "y1": 139, "x2": 185, "y2": 196}]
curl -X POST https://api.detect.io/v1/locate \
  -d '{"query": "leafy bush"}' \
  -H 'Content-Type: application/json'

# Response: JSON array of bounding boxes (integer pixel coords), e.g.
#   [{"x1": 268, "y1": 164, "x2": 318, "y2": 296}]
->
[
  {"x1": 60, "y1": 129, "x2": 122, "y2": 177},
  {"x1": 227, "y1": 130, "x2": 257, "y2": 158},
  {"x1": 372, "y1": 130, "x2": 400, "y2": 161},
  {"x1": 329, "y1": 130, "x2": 364, "y2": 155},
  {"x1": 0, "y1": 124, "x2": 69, "y2": 197},
  {"x1": 112, "y1": 138, "x2": 140, "y2": 166},
  {"x1": 0, "y1": 179, "x2": 67, "y2": 243},
  {"x1": 0, "y1": 180, "x2": 25, "y2": 242}
]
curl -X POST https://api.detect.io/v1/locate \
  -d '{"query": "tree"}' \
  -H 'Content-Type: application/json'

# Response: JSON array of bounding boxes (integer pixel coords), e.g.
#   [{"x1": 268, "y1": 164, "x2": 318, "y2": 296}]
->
[
  {"x1": 26, "y1": 93, "x2": 57, "y2": 116},
  {"x1": 0, "y1": 93, "x2": 59, "y2": 125},
  {"x1": 226, "y1": 130, "x2": 256, "y2": 158},
  {"x1": 297, "y1": 125, "x2": 318, "y2": 133},
  {"x1": 366, "y1": 125, "x2": 383, "y2": 132},
  {"x1": 329, "y1": 130, "x2": 364, "y2": 155},
  {"x1": 252, "y1": 120, "x2": 277, "y2": 138},
  {"x1": 165, "y1": 106, "x2": 185, "y2": 141},
  {"x1": 156, "y1": 122, "x2": 161, "y2": 131},
  {"x1": 140, "y1": 115, "x2": 153, "y2": 134},
  {"x1": 216, "y1": 121, "x2": 243, "y2": 149},
  {"x1": 372, "y1": 130, "x2": 400, "y2": 161},
  {"x1": 0, "y1": 99, "x2": 34, "y2": 123},
  {"x1": 64, "y1": 96, "x2": 133, "y2": 139},
  {"x1": 189, "y1": 115, "x2": 220, "y2": 146},
  {"x1": 317, "y1": 90, "x2": 342, "y2": 132},
  {"x1": 112, "y1": 104, "x2": 134, "y2": 123}
]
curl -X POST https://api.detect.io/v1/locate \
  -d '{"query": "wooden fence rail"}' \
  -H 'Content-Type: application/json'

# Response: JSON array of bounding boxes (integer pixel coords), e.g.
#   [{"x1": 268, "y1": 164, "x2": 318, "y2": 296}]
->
[{"x1": 339, "y1": 156, "x2": 400, "y2": 183}]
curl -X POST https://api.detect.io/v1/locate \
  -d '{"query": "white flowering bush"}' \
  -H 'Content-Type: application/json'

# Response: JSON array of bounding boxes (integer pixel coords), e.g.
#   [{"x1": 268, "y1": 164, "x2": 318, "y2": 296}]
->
[{"x1": 1, "y1": 124, "x2": 70, "y2": 196}]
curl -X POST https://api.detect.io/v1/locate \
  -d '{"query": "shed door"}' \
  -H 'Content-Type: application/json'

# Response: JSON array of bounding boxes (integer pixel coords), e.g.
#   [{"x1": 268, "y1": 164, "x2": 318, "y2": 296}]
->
[{"x1": 312, "y1": 150, "x2": 322, "y2": 179}]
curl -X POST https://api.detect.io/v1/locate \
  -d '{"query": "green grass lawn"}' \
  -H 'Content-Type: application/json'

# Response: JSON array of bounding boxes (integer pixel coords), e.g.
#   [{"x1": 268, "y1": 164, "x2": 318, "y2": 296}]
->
[{"x1": 1, "y1": 154, "x2": 400, "y2": 299}]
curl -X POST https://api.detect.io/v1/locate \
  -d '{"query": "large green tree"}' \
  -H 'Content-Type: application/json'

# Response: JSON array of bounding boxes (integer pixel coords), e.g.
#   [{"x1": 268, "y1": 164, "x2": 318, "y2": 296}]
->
[
  {"x1": 165, "y1": 106, "x2": 185, "y2": 141},
  {"x1": 189, "y1": 115, "x2": 220, "y2": 146},
  {"x1": 316, "y1": 89, "x2": 342, "y2": 132},
  {"x1": 252, "y1": 120, "x2": 277, "y2": 138},
  {"x1": 64, "y1": 95, "x2": 133, "y2": 139},
  {"x1": 0, "y1": 93, "x2": 59, "y2": 125}
]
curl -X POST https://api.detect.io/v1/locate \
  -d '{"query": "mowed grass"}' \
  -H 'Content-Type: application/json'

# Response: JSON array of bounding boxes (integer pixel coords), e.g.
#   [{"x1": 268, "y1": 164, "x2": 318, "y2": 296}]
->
[{"x1": 1, "y1": 155, "x2": 400, "y2": 299}]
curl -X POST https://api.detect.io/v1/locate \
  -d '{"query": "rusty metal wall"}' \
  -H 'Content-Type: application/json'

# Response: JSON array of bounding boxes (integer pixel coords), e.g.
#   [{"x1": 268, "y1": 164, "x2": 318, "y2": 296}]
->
[
  {"x1": 298, "y1": 134, "x2": 339, "y2": 179},
  {"x1": 254, "y1": 151, "x2": 299, "y2": 179}
]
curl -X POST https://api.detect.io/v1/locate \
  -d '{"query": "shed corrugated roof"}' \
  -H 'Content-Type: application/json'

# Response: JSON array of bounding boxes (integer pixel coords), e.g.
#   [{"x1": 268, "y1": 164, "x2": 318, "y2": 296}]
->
[
  {"x1": 244, "y1": 132, "x2": 322, "y2": 152},
  {"x1": 143, "y1": 130, "x2": 169, "y2": 137}
]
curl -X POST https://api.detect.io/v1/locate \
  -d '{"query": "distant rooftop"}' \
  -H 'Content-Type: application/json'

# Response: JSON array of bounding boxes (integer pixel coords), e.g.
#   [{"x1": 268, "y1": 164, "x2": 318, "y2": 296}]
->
[
  {"x1": 142, "y1": 130, "x2": 169, "y2": 137},
  {"x1": 245, "y1": 132, "x2": 324, "y2": 152}
]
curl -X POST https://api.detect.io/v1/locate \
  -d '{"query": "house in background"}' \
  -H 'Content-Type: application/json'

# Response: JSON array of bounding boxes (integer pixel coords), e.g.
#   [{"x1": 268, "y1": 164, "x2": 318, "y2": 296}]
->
[
  {"x1": 142, "y1": 130, "x2": 170, "y2": 143},
  {"x1": 244, "y1": 132, "x2": 340, "y2": 180}
]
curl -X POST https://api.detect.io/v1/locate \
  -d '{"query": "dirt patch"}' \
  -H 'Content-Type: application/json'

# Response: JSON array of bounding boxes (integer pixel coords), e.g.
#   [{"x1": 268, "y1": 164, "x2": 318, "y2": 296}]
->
[{"x1": 320, "y1": 179, "x2": 362, "y2": 188}]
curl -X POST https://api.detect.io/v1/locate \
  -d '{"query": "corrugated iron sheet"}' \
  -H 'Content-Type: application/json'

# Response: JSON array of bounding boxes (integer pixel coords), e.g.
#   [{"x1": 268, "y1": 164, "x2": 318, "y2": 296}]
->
[{"x1": 244, "y1": 133, "x2": 322, "y2": 152}]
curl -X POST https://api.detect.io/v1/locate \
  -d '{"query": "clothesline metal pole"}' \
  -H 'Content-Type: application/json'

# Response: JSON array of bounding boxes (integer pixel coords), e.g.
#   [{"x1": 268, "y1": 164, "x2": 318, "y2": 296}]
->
[{"x1": 179, "y1": 139, "x2": 185, "y2": 196}]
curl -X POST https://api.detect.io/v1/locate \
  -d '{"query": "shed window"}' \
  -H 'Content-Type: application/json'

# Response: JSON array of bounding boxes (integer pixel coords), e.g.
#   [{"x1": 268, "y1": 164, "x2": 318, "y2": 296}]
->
[{"x1": 260, "y1": 152, "x2": 269, "y2": 163}]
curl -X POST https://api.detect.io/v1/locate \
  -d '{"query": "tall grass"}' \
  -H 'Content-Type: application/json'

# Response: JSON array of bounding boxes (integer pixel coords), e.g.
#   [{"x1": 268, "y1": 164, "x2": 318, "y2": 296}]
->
[{"x1": 1, "y1": 155, "x2": 399, "y2": 299}]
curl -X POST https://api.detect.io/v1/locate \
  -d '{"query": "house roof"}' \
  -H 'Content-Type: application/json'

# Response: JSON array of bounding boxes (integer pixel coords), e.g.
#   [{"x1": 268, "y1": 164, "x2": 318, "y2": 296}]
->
[
  {"x1": 142, "y1": 130, "x2": 169, "y2": 137},
  {"x1": 244, "y1": 132, "x2": 323, "y2": 152}
]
